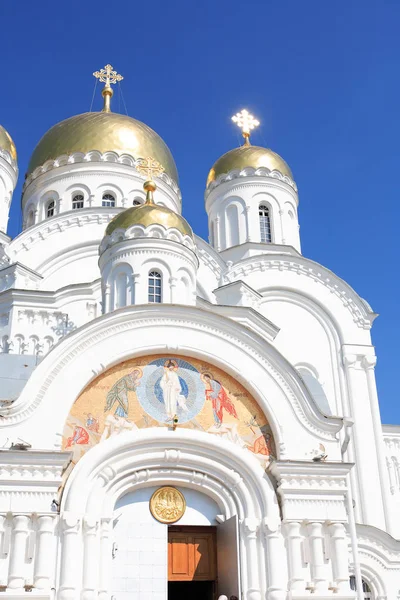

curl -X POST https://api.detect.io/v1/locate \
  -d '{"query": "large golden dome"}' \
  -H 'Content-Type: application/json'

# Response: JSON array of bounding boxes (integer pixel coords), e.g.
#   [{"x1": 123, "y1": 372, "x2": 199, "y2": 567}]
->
[
  {"x1": 106, "y1": 202, "x2": 193, "y2": 238},
  {"x1": 0, "y1": 124, "x2": 17, "y2": 162},
  {"x1": 27, "y1": 112, "x2": 178, "y2": 182},
  {"x1": 207, "y1": 145, "x2": 292, "y2": 187}
]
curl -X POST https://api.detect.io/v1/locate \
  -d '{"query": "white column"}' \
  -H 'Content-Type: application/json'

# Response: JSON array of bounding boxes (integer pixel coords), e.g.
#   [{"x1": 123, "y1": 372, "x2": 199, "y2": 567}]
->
[
  {"x1": 242, "y1": 518, "x2": 261, "y2": 600},
  {"x1": 8, "y1": 514, "x2": 30, "y2": 589},
  {"x1": 386, "y1": 457, "x2": 395, "y2": 494},
  {"x1": 284, "y1": 521, "x2": 306, "y2": 591},
  {"x1": 278, "y1": 208, "x2": 285, "y2": 244},
  {"x1": 81, "y1": 517, "x2": 99, "y2": 600},
  {"x1": 104, "y1": 284, "x2": 111, "y2": 314},
  {"x1": 0, "y1": 515, "x2": 9, "y2": 587},
  {"x1": 169, "y1": 276, "x2": 177, "y2": 304},
  {"x1": 307, "y1": 522, "x2": 330, "y2": 593},
  {"x1": 215, "y1": 216, "x2": 221, "y2": 251},
  {"x1": 245, "y1": 205, "x2": 252, "y2": 242},
  {"x1": 34, "y1": 515, "x2": 56, "y2": 589},
  {"x1": 264, "y1": 521, "x2": 287, "y2": 600},
  {"x1": 328, "y1": 522, "x2": 351, "y2": 593},
  {"x1": 128, "y1": 273, "x2": 135, "y2": 305},
  {"x1": 362, "y1": 355, "x2": 394, "y2": 532},
  {"x1": 98, "y1": 518, "x2": 112, "y2": 600},
  {"x1": 58, "y1": 512, "x2": 81, "y2": 600}
]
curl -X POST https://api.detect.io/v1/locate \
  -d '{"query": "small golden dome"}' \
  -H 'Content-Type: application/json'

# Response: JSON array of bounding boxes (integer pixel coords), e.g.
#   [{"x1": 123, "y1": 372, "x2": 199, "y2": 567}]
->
[
  {"x1": 0, "y1": 124, "x2": 17, "y2": 162},
  {"x1": 27, "y1": 112, "x2": 178, "y2": 182},
  {"x1": 106, "y1": 203, "x2": 193, "y2": 238},
  {"x1": 207, "y1": 145, "x2": 292, "y2": 187}
]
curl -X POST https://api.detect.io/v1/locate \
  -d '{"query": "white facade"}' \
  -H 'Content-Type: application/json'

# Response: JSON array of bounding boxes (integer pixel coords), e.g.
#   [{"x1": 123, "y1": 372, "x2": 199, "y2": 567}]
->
[{"x1": 0, "y1": 94, "x2": 399, "y2": 600}]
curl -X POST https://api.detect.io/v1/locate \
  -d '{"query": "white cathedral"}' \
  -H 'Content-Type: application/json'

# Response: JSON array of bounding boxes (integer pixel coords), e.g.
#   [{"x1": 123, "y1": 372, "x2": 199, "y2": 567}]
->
[{"x1": 0, "y1": 64, "x2": 399, "y2": 600}]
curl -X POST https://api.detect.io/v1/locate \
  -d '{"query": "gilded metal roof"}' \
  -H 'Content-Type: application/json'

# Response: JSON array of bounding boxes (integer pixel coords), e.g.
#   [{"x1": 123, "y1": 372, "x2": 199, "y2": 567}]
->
[
  {"x1": 207, "y1": 145, "x2": 292, "y2": 187},
  {"x1": 27, "y1": 112, "x2": 178, "y2": 182},
  {"x1": 0, "y1": 125, "x2": 17, "y2": 161},
  {"x1": 106, "y1": 203, "x2": 193, "y2": 238}
]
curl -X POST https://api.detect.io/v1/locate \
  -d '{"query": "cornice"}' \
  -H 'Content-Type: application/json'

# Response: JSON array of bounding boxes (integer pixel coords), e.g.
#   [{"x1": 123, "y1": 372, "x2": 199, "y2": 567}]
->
[
  {"x1": 23, "y1": 150, "x2": 180, "y2": 195},
  {"x1": 100, "y1": 245, "x2": 198, "y2": 271},
  {"x1": 100, "y1": 223, "x2": 197, "y2": 254},
  {"x1": 356, "y1": 524, "x2": 400, "y2": 564},
  {"x1": 9, "y1": 208, "x2": 119, "y2": 256},
  {"x1": 205, "y1": 166, "x2": 297, "y2": 199},
  {"x1": 224, "y1": 253, "x2": 376, "y2": 329}
]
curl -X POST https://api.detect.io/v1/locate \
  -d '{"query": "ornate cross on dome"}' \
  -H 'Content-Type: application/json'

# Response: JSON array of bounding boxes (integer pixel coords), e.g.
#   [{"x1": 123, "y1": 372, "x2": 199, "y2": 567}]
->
[
  {"x1": 136, "y1": 156, "x2": 165, "y2": 203},
  {"x1": 93, "y1": 64, "x2": 124, "y2": 113},
  {"x1": 232, "y1": 109, "x2": 260, "y2": 146}
]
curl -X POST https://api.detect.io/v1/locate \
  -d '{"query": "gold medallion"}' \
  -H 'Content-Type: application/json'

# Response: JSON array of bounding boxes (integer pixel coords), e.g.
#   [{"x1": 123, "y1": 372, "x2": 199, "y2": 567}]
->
[{"x1": 150, "y1": 486, "x2": 186, "y2": 524}]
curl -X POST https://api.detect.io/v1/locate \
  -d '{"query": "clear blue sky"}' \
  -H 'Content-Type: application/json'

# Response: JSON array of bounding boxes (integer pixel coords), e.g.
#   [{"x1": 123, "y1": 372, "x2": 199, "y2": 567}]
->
[{"x1": 1, "y1": 1, "x2": 399, "y2": 422}]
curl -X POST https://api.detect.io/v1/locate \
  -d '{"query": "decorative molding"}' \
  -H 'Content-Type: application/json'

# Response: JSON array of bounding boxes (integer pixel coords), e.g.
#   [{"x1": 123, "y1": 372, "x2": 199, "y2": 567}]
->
[
  {"x1": 223, "y1": 254, "x2": 376, "y2": 329},
  {"x1": 1, "y1": 305, "x2": 343, "y2": 443},
  {"x1": 23, "y1": 150, "x2": 180, "y2": 195},
  {"x1": 205, "y1": 166, "x2": 297, "y2": 196},
  {"x1": 100, "y1": 222, "x2": 197, "y2": 253}
]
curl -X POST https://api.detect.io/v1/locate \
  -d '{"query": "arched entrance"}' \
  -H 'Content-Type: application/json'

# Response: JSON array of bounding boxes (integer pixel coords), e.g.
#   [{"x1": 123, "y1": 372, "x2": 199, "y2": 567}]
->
[{"x1": 58, "y1": 429, "x2": 286, "y2": 600}]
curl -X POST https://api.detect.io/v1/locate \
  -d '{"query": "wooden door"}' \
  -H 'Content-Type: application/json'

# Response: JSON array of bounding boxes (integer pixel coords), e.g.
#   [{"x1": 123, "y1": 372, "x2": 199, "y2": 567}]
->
[{"x1": 168, "y1": 526, "x2": 217, "y2": 581}]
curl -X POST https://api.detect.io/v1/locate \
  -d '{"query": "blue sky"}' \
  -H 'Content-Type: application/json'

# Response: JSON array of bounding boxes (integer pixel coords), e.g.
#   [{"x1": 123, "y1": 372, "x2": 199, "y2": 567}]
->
[{"x1": 1, "y1": 0, "x2": 399, "y2": 422}]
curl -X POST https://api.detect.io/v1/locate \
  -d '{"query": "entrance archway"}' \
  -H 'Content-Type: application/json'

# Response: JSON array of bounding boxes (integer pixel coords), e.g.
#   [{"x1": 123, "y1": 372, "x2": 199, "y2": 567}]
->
[{"x1": 58, "y1": 428, "x2": 287, "y2": 600}]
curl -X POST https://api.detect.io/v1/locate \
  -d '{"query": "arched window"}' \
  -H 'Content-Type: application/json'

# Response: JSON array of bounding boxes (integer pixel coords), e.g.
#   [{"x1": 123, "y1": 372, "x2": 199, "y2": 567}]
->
[
  {"x1": 133, "y1": 198, "x2": 142, "y2": 206},
  {"x1": 148, "y1": 271, "x2": 162, "y2": 303},
  {"x1": 349, "y1": 576, "x2": 372, "y2": 599},
  {"x1": 102, "y1": 193, "x2": 115, "y2": 207},
  {"x1": 72, "y1": 194, "x2": 84, "y2": 210},
  {"x1": 46, "y1": 200, "x2": 55, "y2": 218},
  {"x1": 259, "y1": 204, "x2": 272, "y2": 243}
]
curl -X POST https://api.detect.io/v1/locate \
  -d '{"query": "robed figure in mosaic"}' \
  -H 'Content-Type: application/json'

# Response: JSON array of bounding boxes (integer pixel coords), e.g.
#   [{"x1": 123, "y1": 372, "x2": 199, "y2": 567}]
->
[{"x1": 104, "y1": 368, "x2": 142, "y2": 418}]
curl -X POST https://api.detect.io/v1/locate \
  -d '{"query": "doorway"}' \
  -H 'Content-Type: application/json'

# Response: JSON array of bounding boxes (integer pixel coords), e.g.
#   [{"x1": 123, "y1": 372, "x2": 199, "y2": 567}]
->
[
  {"x1": 168, "y1": 581, "x2": 215, "y2": 600},
  {"x1": 168, "y1": 526, "x2": 216, "y2": 599}
]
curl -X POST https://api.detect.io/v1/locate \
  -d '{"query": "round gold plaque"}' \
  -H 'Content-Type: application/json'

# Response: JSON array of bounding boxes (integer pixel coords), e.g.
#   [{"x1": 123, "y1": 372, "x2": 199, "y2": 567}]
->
[{"x1": 150, "y1": 486, "x2": 186, "y2": 524}]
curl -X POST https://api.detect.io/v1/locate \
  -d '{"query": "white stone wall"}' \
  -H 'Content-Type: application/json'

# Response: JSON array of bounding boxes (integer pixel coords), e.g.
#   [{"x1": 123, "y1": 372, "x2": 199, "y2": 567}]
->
[
  {"x1": 99, "y1": 226, "x2": 198, "y2": 310},
  {"x1": 22, "y1": 155, "x2": 181, "y2": 227},
  {"x1": 205, "y1": 171, "x2": 300, "y2": 253}
]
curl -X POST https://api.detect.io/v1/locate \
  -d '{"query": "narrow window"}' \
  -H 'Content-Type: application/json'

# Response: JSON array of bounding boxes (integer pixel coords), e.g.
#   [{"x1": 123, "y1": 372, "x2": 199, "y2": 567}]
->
[
  {"x1": 349, "y1": 577, "x2": 372, "y2": 599},
  {"x1": 46, "y1": 200, "x2": 55, "y2": 218},
  {"x1": 259, "y1": 204, "x2": 272, "y2": 243},
  {"x1": 102, "y1": 193, "x2": 115, "y2": 207},
  {"x1": 148, "y1": 271, "x2": 162, "y2": 303},
  {"x1": 133, "y1": 198, "x2": 142, "y2": 206},
  {"x1": 72, "y1": 194, "x2": 84, "y2": 210}
]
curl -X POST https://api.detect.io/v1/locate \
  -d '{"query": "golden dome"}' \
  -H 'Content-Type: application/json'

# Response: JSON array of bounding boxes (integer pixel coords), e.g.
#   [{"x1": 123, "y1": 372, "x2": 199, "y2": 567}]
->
[
  {"x1": 27, "y1": 112, "x2": 178, "y2": 182},
  {"x1": 207, "y1": 145, "x2": 292, "y2": 187},
  {"x1": 106, "y1": 202, "x2": 193, "y2": 238},
  {"x1": 0, "y1": 125, "x2": 17, "y2": 162}
]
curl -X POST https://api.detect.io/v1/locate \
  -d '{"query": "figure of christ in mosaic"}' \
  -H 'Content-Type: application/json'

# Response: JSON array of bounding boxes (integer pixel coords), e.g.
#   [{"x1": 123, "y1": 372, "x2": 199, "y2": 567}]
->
[
  {"x1": 159, "y1": 359, "x2": 188, "y2": 419},
  {"x1": 201, "y1": 373, "x2": 238, "y2": 426}
]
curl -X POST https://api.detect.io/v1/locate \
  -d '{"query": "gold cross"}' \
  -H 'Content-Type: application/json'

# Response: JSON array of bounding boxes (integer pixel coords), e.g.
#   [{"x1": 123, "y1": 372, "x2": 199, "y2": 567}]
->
[
  {"x1": 136, "y1": 156, "x2": 165, "y2": 180},
  {"x1": 232, "y1": 109, "x2": 260, "y2": 145},
  {"x1": 93, "y1": 64, "x2": 124, "y2": 88},
  {"x1": 93, "y1": 64, "x2": 123, "y2": 112}
]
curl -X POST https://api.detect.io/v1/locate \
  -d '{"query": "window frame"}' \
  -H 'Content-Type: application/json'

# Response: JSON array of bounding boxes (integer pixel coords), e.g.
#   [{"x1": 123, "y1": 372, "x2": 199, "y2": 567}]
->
[
  {"x1": 259, "y1": 203, "x2": 272, "y2": 243},
  {"x1": 102, "y1": 193, "x2": 116, "y2": 207},
  {"x1": 72, "y1": 194, "x2": 84, "y2": 210},
  {"x1": 148, "y1": 270, "x2": 162, "y2": 303},
  {"x1": 46, "y1": 200, "x2": 55, "y2": 218}
]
